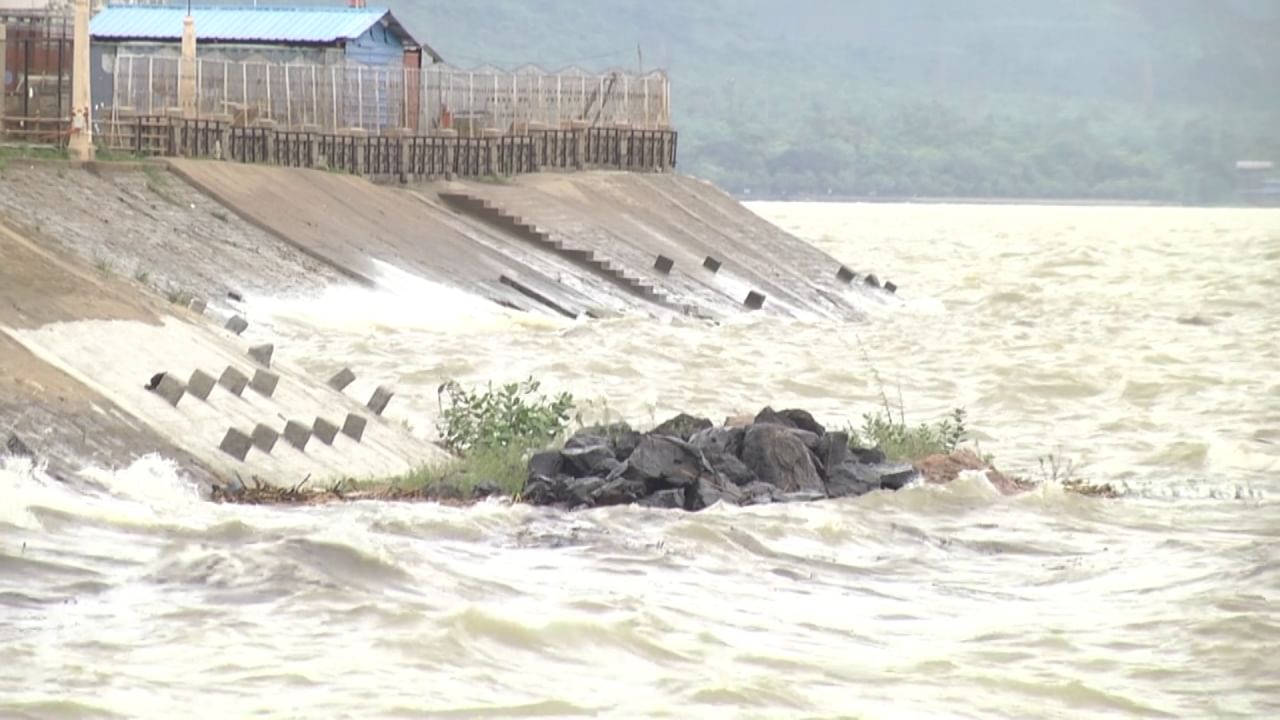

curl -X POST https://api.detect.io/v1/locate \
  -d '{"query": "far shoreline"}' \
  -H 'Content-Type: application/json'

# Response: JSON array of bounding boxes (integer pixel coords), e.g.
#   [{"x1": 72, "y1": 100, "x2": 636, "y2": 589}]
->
[{"x1": 736, "y1": 193, "x2": 1277, "y2": 209}]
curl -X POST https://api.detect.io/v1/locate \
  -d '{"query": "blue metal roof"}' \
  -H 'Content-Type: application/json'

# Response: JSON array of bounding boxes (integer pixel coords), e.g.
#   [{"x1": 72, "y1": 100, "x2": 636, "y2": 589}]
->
[{"x1": 90, "y1": 5, "x2": 415, "y2": 46}]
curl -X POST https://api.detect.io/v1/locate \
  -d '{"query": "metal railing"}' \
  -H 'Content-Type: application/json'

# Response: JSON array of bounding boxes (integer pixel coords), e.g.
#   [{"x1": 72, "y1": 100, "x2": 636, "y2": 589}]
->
[{"x1": 105, "y1": 55, "x2": 672, "y2": 136}]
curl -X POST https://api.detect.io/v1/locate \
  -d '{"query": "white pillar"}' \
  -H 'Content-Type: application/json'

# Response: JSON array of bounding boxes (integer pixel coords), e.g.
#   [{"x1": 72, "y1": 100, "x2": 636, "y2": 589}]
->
[
  {"x1": 69, "y1": 0, "x2": 95, "y2": 160},
  {"x1": 179, "y1": 14, "x2": 197, "y2": 118}
]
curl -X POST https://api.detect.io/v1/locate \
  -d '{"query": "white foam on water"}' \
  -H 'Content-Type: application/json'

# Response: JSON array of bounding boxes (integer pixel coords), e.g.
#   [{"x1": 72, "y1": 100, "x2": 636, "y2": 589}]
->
[
  {"x1": 0, "y1": 453, "x2": 208, "y2": 531},
  {"x1": 248, "y1": 259, "x2": 571, "y2": 336}
]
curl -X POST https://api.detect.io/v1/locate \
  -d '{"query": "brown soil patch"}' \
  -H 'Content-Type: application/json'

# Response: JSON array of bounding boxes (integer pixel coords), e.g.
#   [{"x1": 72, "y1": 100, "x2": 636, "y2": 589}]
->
[{"x1": 915, "y1": 449, "x2": 1036, "y2": 495}]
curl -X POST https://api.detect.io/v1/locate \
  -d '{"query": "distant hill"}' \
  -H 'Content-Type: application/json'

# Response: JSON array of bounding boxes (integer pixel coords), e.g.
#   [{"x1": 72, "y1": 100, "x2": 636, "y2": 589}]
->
[{"x1": 222, "y1": 1, "x2": 1280, "y2": 202}]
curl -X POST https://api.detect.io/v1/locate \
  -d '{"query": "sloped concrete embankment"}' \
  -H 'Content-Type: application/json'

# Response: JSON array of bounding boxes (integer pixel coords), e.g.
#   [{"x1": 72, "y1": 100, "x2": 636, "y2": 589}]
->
[
  {"x1": 164, "y1": 160, "x2": 649, "y2": 319},
  {"x1": 439, "y1": 172, "x2": 900, "y2": 320},
  {"x1": 165, "y1": 160, "x2": 896, "y2": 321},
  {"x1": 0, "y1": 214, "x2": 445, "y2": 487}
]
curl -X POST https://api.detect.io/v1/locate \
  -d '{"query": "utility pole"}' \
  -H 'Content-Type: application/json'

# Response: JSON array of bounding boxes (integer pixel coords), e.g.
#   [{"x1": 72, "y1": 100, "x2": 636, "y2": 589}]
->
[{"x1": 68, "y1": 0, "x2": 94, "y2": 161}]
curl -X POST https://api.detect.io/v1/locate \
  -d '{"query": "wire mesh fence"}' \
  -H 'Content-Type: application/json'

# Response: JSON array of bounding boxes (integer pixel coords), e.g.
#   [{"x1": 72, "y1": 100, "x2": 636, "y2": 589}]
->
[{"x1": 106, "y1": 54, "x2": 671, "y2": 135}]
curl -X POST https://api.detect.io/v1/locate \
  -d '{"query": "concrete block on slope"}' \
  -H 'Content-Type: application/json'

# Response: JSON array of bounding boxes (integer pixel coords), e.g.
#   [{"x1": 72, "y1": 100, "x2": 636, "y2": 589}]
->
[
  {"x1": 225, "y1": 315, "x2": 249, "y2": 336},
  {"x1": 188, "y1": 369, "x2": 217, "y2": 401},
  {"x1": 283, "y1": 420, "x2": 311, "y2": 451},
  {"x1": 250, "y1": 369, "x2": 280, "y2": 397},
  {"x1": 251, "y1": 423, "x2": 279, "y2": 453},
  {"x1": 342, "y1": 413, "x2": 368, "y2": 442},
  {"x1": 148, "y1": 372, "x2": 186, "y2": 407},
  {"x1": 189, "y1": 298, "x2": 208, "y2": 315},
  {"x1": 218, "y1": 366, "x2": 249, "y2": 396},
  {"x1": 367, "y1": 386, "x2": 394, "y2": 416},
  {"x1": 219, "y1": 428, "x2": 252, "y2": 461},
  {"x1": 837, "y1": 266, "x2": 856, "y2": 284},
  {"x1": 313, "y1": 417, "x2": 340, "y2": 445},
  {"x1": 328, "y1": 368, "x2": 356, "y2": 392},
  {"x1": 745, "y1": 291, "x2": 767, "y2": 311},
  {"x1": 248, "y1": 343, "x2": 274, "y2": 367}
]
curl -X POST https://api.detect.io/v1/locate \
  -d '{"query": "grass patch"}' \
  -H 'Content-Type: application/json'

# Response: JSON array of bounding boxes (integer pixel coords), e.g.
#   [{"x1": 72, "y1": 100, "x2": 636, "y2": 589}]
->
[
  {"x1": 396, "y1": 444, "x2": 529, "y2": 498},
  {"x1": 94, "y1": 146, "x2": 146, "y2": 162},
  {"x1": 165, "y1": 286, "x2": 194, "y2": 306},
  {"x1": 143, "y1": 165, "x2": 183, "y2": 206},
  {"x1": 93, "y1": 255, "x2": 115, "y2": 276},
  {"x1": 133, "y1": 267, "x2": 151, "y2": 284}
]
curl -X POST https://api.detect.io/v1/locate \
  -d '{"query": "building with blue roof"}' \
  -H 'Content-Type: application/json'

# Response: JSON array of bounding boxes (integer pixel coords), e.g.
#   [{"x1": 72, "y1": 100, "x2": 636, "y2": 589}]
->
[
  {"x1": 90, "y1": 3, "x2": 439, "y2": 67},
  {"x1": 89, "y1": 3, "x2": 440, "y2": 131}
]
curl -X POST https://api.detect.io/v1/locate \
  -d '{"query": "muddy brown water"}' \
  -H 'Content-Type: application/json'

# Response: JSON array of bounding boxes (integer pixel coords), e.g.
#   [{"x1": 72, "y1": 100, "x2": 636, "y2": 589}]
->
[{"x1": 2, "y1": 202, "x2": 1278, "y2": 718}]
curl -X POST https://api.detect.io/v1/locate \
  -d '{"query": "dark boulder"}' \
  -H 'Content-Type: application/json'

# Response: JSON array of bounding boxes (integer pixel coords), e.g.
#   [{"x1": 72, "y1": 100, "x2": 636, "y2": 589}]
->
[
  {"x1": 528, "y1": 451, "x2": 564, "y2": 480},
  {"x1": 741, "y1": 423, "x2": 826, "y2": 495},
  {"x1": 826, "y1": 461, "x2": 882, "y2": 499},
  {"x1": 877, "y1": 463, "x2": 919, "y2": 491},
  {"x1": 521, "y1": 474, "x2": 569, "y2": 506},
  {"x1": 787, "y1": 428, "x2": 821, "y2": 450},
  {"x1": 471, "y1": 480, "x2": 504, "y2": 500},
  {"x1": 685, "y1": 475, "x2": 743, "y2": 511},
  {"x1": 612, "y1": 428, "x2": 643, "y2": 461},
  {"x1": 690, "y1": 425, "x2": 745, "y2": 458},
  {"x1": 779, "y1": 409, "x2": 826, "y2": 436},
  {"x1": 816, "y1": 431, "x2": 851, "y2": 470},
  {"x1": 564, "y1": 431, "x2": 610, "y2": 451},
  {"x1": 753, "y1": 406, "x2": 796, "y2": 428},
  {"x1": 638, "y1": 488, "x2": 686, "y2": 509},
  {"x1": 572, "y1": 423, "x2": 642, "y2": 461},
  {"x1": 561, "y1": 443, "x2": 618, "y2": 478},
  {"x1": 590, "y1": 477, "x2": 648, "y2": 507},
  {"x1": 623, "y1": 435, "x2": 710, "y2": 489},
  {"x1": 827, "y1": 460, "x2": 920, "y2": 497},
  {"x1": 652, "y1": 413, "x2": 713, "y2": 441},
  {"x1": 707, "y1": 452, "x2": 757, "y2": 486},
  {"x1": 851, "y1": 447, "x2": 887, "y2": 465},
  {"x1": 740, "y1": 481, "x2": 785, "y2": 505},
  {"x1": 565, "y1": 477, "x2": 608, "y2": 507}
]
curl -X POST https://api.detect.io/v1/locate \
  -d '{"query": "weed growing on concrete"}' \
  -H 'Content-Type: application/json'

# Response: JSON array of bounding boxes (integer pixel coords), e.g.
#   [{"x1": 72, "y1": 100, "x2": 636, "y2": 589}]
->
[
  {"x1": 143, "y1": 166, "x2": 183, "y2": 206},
  {"x1": 165, "y1": 287, "x2": 194, "y2": 306},
  {"x1": 438, "y1": 378, "x2": 575, "y2": 455},
  {"x1": 93, "y1": 255, "x2": 115, "y2": 276},
  {"x1": 210, "y1": 209, "x2": 229, "y2": 223},
  {"x1": 133, "y1": 267, "x2": 151, "y2": 284},
  {"x1": 93, "y1": 146, "x2": 145, "y2": 162}
]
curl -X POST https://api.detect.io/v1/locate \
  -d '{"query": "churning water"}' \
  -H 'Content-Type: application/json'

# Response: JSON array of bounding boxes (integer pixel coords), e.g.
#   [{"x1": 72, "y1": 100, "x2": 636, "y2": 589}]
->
[{"x1": 2, "y1": 203, "x2": 1278, "y2": 719}]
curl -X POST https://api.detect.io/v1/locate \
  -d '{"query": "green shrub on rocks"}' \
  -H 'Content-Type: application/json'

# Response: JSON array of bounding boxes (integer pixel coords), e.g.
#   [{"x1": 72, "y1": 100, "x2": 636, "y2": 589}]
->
[
  {"x1": 437, "y1": 378, "x2": 575, "y2": 455},
  {"x1": 848, "y1": 407, "x2": 969, "y2": 463}
]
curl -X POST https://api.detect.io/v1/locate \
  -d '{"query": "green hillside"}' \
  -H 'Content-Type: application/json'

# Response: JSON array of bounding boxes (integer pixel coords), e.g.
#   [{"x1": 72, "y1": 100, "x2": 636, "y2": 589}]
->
[{"x1": 281, "y1": 1, "x2": 1280, "y2": 202}]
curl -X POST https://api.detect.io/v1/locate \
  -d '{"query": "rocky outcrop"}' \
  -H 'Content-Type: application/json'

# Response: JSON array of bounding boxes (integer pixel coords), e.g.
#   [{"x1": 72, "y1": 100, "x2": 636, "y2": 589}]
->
[{"x1": 521, "y1": 407, "x2": 919, "y2": 511}]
